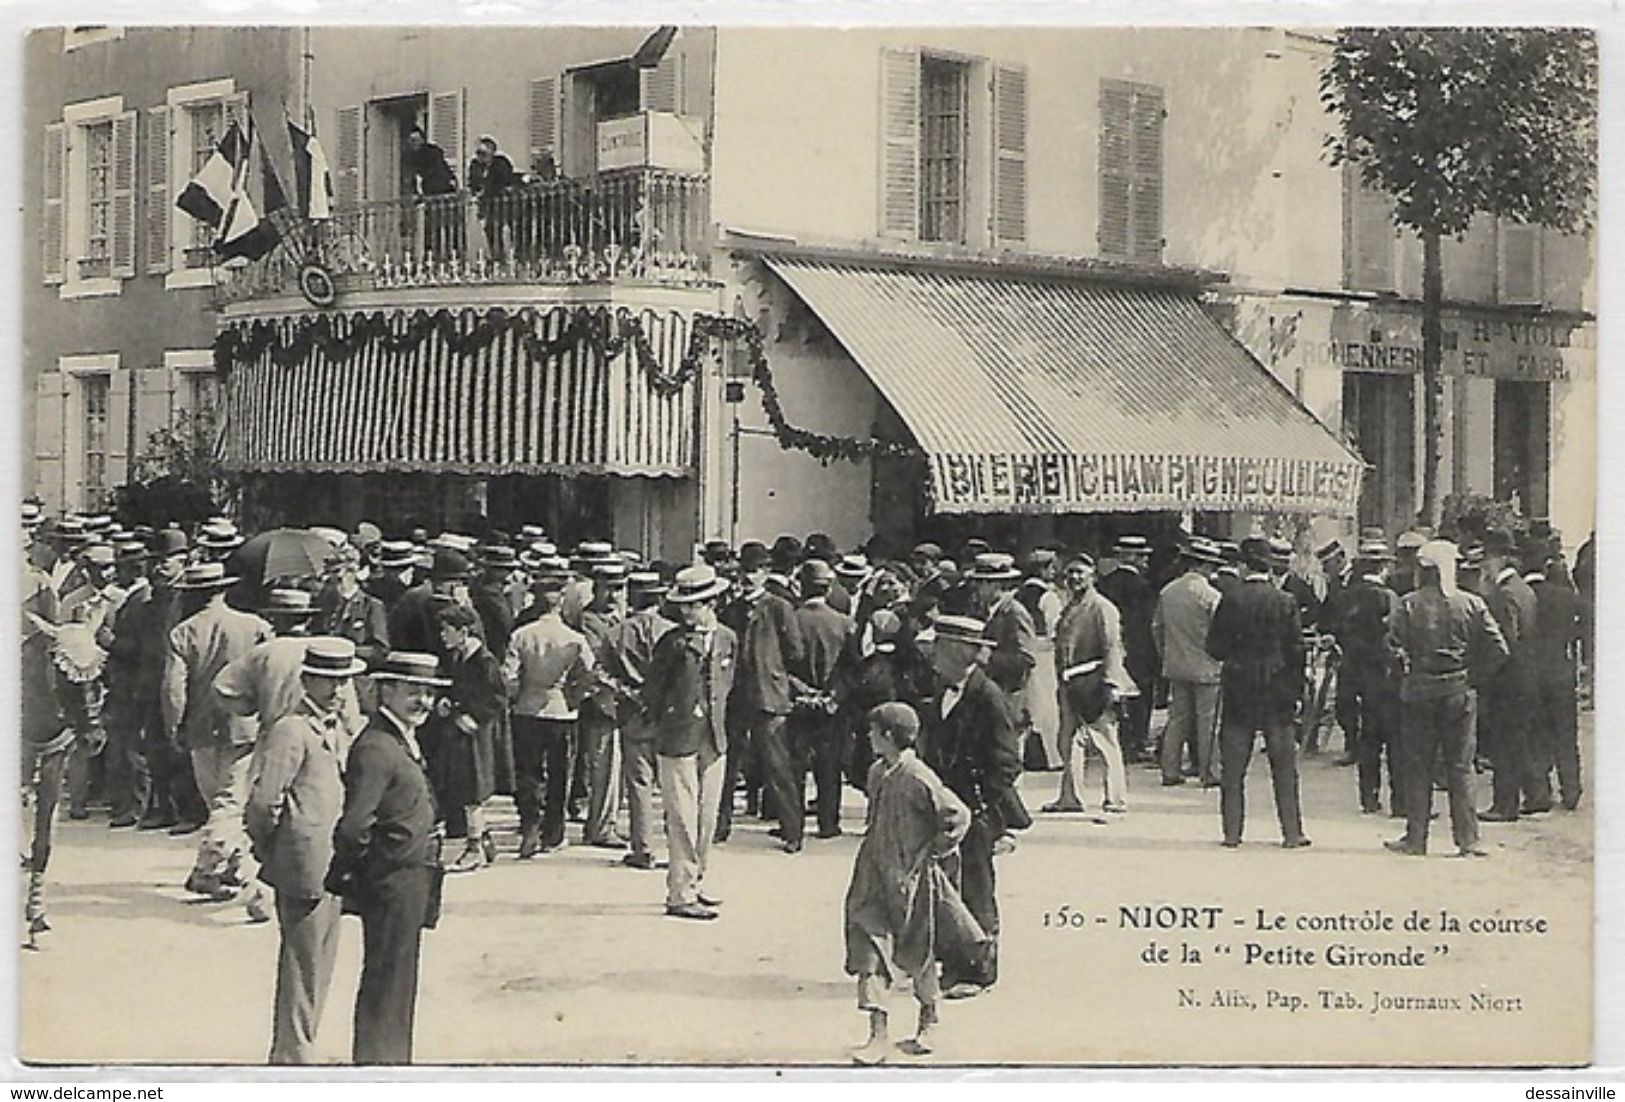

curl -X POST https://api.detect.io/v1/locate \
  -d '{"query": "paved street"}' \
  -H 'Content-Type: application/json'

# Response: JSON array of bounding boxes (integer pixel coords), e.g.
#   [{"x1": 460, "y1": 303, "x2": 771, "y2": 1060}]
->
[{"x1": 20, "y1": 715, "x2": 1593, "y2": 1067}]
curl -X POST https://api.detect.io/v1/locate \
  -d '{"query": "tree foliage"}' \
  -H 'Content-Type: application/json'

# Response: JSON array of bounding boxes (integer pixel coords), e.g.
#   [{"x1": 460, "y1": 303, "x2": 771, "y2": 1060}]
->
[
  {"x1": 114, "y1": 407, "x2": 233, "y2": 529},
  {"x1": 1321, "y1": 28, "x2": 1597, "y2": 238}
]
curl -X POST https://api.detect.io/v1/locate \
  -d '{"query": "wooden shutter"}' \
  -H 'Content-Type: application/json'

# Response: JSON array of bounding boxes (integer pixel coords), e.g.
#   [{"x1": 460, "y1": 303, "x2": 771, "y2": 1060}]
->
[
  {"x1": 42, "y1": 122, "x2": 66, "y2": 284},
  {"x1": 640, "y1": 53, "x2": 683, "y2": 114},
  {"x1": 429, "y1": 90, "x2": 465, "y2": 186},
  {"x1": 1345, "y1": 163, "x2": 1397, "y2": 291},
  {"x1": 879, "y1": 47, "x2": 921, "y2": 240},
  {"x1": 145, "y1": 105, "x2": 171, "y2": 274},
  {"x1": 528, "y1": 76, "x2": 560, "y2": 172},
  {"x1": 109, "y1": 110, "x2": 138, "y2": 278},
  {"x1": 1097, "y1": 80, "x2": 1133, "y2": 258},
  {"x1": 34, "y1": 371, "x2": 66, "y2": 510},
  {"x1": 136, "y1": 363, "x2": 176, "y2": 459},
  {"x1": 1499, "y1": 221, "x2": 1542, "y2": 304},
  {"x1": 108, "y1": 364, "x2": 131, "y2": 488},
  {"x1": 1128, "y1": 85, "x2": 1164, "y2": 263},
  {"x1": 992, "y1": 63, "x2": 1028, "y2": 246},
  {"x1": 334, "y1": 104, "x2": 363, "y2": 207}
]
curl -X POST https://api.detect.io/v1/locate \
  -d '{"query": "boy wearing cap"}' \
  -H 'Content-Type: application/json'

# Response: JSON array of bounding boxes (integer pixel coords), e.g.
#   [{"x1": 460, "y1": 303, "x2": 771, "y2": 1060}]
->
[
  {"x1": 327, "y1": 652, "x2": 447, "y2": 1065},
  {"x1": 645, "y1": 565, "x2": 737, "y2": 920},
  {"x1": 246, "y1": 638, "x2": 365, "y2": 1064},
  {"x1": 163, "y1": 563, "x2": 274, "y2": 899},
  {"x1": 844, "y1": 702, "x2": 975, "y2": 1064}
]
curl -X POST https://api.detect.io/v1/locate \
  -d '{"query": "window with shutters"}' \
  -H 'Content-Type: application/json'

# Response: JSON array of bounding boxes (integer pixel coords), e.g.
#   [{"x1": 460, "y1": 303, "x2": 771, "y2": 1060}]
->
[
  {"x1": 81, "y1": 374, "x2": 111, "y2": 511},
  {"x1": 1098, "y1": 79, "x2": 1164, "y2": 264},
  {"x1": 82, "y1": 122, "x2": 113, "y2": 273},
  {"x1": 164, "y1": 79, "x2": 239, "y2": 288},
  {"x1": 919, "y1": 57, "x2": 969, "y2": 244},
  {"x1": 185, "y1": 102, "x2": 225, "y2": 264},
  {"x1": 1497, "y1": 219, "x2": 1543, "y2": 305},
  {"x1": 1343, "y1": 163, "x2": 1399, "y2": 292}
]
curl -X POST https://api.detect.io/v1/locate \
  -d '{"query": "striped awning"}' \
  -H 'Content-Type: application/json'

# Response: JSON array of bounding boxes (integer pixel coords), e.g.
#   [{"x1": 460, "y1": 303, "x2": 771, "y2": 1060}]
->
[
  {"x1": 221, "y1": 308, "x2": 695, "y2": 477},
  {"x1": 766, "y1": 258, "x2": 1365, "y2": 516}
]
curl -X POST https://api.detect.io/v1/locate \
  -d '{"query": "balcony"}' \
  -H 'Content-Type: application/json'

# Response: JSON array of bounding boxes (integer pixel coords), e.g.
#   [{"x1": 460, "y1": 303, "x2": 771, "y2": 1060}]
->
[{"x1": 213, "y1": 167, "x2": 712, "y2": 308}]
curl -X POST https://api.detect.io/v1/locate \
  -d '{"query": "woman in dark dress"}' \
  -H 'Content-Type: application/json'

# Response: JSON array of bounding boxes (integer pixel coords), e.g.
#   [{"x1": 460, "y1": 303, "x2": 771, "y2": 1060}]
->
[{"x1": 429, "y1": 603, "x2": 505, "y2": 872}]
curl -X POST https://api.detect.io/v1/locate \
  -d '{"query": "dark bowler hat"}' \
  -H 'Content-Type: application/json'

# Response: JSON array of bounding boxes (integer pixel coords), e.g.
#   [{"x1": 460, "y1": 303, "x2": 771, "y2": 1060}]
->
[
  {"x1": 149, "y1": 529, "x2": 189, "y2": 558},
  {"x1": 1239, "y1": 537, "x2": 1273, "y2": 571},
  {"x1": 370, "y1": 651, "x2": 450, "y2": 686},
  {"x1": 1482, "y1": 529, "x2": 1518, "y2": 557},
  {"x1": 702, "y1": 539, "x2": 735, "y2": 565},
  {"x1": 262, "y1": 588, "x2": 317, "y2": 619},
  {"x1": 430, "y1": 548, "x2": 476, "y2": 581},
  {"x1": 804, "y1": 532, "x2": 839, "y2": 563},
  {"x1": 799, "y1": 558, "x2": 836, "y2": 591},
  {"x1": 737, "y1": 541, "x2": 771, "y2": 571},
  {"x1": 302, "y1": 637, "x2": 366, "y2": 678}
]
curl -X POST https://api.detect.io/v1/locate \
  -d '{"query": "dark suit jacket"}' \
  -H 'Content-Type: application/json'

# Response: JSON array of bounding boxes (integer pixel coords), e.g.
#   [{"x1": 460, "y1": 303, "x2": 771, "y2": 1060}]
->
[
  {"x1": 920, "y1": 667, "x2": 1029, "y2": 833},
  {"x1": 1484, "y1": 569, "x2": 1539, "y2": 701},
  {"x1": 329, "y1": 712, "x2": 438, "y2": 897},
  {"x1": 791, "y1": 599, "x2": 851, "y2": 694},
  {"x1": 645, "y1": 623, "x2": 737, "y2": 758},
  {"x1": 1206, "y1": 575, "x2": 1305, "y2": 728},
  {"x1": 316, "y1": 587, "x2": 391, "y2": 666},
  {"x1": 1097, "y1": 566, "x2": 1156, "y2": 675},
  {"x1": 984, "y1": 593, "x2": 1038, "y2": 696},
  {"x1": 722, "y1": 590, "x2": 803, "y2": 716},
  {"x1": 1529, "y1": 576, "x2": 1581, "y2": 683},
  {"x1": 387, "y1": 583, "x2": 439, "y2": 656}
]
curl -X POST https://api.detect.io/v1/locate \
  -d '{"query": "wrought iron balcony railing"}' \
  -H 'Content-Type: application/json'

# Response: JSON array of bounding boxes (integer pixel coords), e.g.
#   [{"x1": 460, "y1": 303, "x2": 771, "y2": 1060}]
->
[{"x1": 212, "y1": 167, "x2": 711, "y2": 307}]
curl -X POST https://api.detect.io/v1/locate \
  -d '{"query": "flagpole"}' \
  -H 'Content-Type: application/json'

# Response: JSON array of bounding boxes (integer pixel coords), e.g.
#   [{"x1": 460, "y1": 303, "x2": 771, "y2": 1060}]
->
[{"x1": 301, "y1": 27, "x2": 313, "y2": 129}]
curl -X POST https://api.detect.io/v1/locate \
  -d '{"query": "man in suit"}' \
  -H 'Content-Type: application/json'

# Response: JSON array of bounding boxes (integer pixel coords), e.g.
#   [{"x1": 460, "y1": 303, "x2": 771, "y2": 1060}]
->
[
  {"x1": 1384, "y1": 542, "x2": 1508, "y2": 858},
  {"x1": 366, "y1": 541, "x2": 417, "y2": 609},
  {"x1": 1096, "y1": 535, "x2": 1157, "y2": 763},
  {"x1": 918, "y1": 615, "x2": 1025, "y2": 998},
  {"x1": 645, "y1": 565, "x2": 737, "y2": 920},
  {"x1": 1528, "y1": 549, "x2": 1584, "y2": 810},
  {"x1": 969, "y1": 553, "x2": 1038, "y2": 701},
  {"x1": 502, "y1": 558, "x2": 594, "y2": 857},
  {"x1": 327, "y1": 651, "x2": 445, "y2": 1065},
  {"x1": 247, "y1": 638, "x2": 365, "y2": 1064},
  {"x1": 1335, "y1": 540, "x2": 1404, "y2": 816},
  {"x1": 788, "y1": 559, "x2": 854, "y2": 842},
  {"x1": 163, "y1": 562, "x2": 273, "y2": 900},
  {"x1": 316, "y1": 544, "x2": 391, "y2": 668},
  {"x1": 719, "y1": 541, "x2": 804, "y2": 847},
  {"x1": 1205, "y1": 537, "x2": 1311, "y2": 849},
  {"x1": 1152, "y1": 539, "x2": 1225, "y2": 788},
  {"x1": 404, "y1": 124, "x2": 460, "y2": 258},
  {"x1": 577, "y1": 559, "x2": 630, "y2": 849},
  {"x1": 598, "y1": 572, "x2": 676, "y2": 869},
  {"x1": 1478, "y1": 528, "x2": 1546, "y2": 820},
  {"x1": 1046, "y1": 554, "x2": 1137, "y2": 814}
]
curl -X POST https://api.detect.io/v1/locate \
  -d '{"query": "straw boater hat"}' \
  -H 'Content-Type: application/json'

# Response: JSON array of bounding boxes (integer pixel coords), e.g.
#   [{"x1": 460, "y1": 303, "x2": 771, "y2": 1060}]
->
[
  {"x1": 835, "y1": 554, "x2": 873, "y2": 584},
  {"x1": 1316, "y1": 539, "x2": 1345, "y2": 565},
  {"x1": 590, "y1": 559, "x2": 630, "y2": 584},
  {"x1": 1180, "y1": 536, "x2": 1226, "y2": 566},
  {"x1": 198, "y1": 518, "x2": 243, "y2": 551},
  {"x1": 302, "y1": 637, "x2": 367, "y2": 678},
  {"x1": 261, "y1": 588, "x2": 318, "y2": 620},
  {"x1": 932, "y1": 614, "x2": 994, "y2": 648},
  {"x1": 1356, "y1": 538, "x2": 1395, "y2": 563},
  {"x1": 666, "y1": 563, "x2": 730, "y2": 604},
  {"x1": 529, "y1": 556, "x2": 573, "y2": 591},
  {"x1": 114, "y1": 539, "x2": 149, "y2": 563},
  {"x1": 174, "y1": 562, "x2": 239, "y2": 590},
  {"x1": 376, "y1": 540, "x2": 416, "y2": 569},
  {"x1": 966, "y1": 552, "x2": 1021, "y2": 583},
  {"x1": 370, "y1": 651, "x2": 450, "y2": 686},
  {"x1": 627, "y1": 570, "x2": 665, "y2": 595},
  {"x1": 22, "y1": 502, "x2": 44, "y2": 530},
  {"x1": 1113, "y1": 534, "x2": 1151, "y2": 557},
  {"x1": 518, "y1": 524, "x2": 549, "y2": 544},
  {"x1": 479, "y1": 545, "x2": 520, "y2": 572}
]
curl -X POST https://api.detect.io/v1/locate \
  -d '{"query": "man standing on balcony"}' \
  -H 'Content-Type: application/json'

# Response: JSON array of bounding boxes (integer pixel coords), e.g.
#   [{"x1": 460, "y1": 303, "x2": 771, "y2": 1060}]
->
[
  {"x1": 467, "y1": 135, "x2": 518, "y2": 263},
  {"x1": 404, "y1": 125, "x2": 459, "y2": 261}
]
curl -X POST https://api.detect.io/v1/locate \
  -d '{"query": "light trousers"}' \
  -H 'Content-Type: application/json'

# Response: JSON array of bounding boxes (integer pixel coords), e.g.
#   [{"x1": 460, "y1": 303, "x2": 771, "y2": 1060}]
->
[
  {"x1": 270, "y1": 891, "x2": 342, "y2": 1065},
  {"x1": 190, "y1": 742, "x2": 256, "y2": 883},
  {"x1": 622, "y1": 735, "x2": 660, "y2": 861},
  {"x1": 658, "y1": 745, "x2": 725, "y2": 908},
  {"x1": 1161, "y1": 680, "x2": 1220, "y2": 784},
  {"x1": 1057, "y1": 700, "x2": 1128, "y2": 810}
]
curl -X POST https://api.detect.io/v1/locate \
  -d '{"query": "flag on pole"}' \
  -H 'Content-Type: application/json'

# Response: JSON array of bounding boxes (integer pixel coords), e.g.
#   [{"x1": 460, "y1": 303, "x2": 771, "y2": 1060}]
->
[
  {"x1": 175, "y1": 121, "x2": 248, "y2": 228},
  {"x1": 287, "y1": 113, "x2": 335, "y2": 220},
  {"x1": 215, "y1": 117, "x2": 287, "y2": 263}
]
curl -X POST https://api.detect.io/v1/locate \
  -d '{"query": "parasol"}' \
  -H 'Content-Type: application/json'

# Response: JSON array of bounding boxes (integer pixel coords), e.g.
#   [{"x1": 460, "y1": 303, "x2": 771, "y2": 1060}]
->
[{"x1": 227, "y1": 527, "x2": 335, "y2": 589}]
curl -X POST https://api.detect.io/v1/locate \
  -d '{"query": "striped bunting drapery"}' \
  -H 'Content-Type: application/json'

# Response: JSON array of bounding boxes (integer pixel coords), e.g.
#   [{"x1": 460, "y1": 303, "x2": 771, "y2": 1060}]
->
[{"x1": 221, "y1": 308, "x2": 695, "y2": 476}]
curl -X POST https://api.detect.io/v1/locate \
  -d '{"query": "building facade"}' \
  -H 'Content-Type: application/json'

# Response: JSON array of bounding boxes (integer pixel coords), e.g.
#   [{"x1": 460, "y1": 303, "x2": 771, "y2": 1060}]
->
[
  {"x1": 27, "y1": 26, "x2": 1594, "y2": 555},
  {"x1": 25, "y1": 27, "x2": 303, "y2": 515}
]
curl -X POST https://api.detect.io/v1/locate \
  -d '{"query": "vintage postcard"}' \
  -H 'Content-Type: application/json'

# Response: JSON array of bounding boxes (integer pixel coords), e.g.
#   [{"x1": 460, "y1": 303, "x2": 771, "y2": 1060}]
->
[{"x1": 14, "y1": 21, "x2": 1597, "y2": 1068}]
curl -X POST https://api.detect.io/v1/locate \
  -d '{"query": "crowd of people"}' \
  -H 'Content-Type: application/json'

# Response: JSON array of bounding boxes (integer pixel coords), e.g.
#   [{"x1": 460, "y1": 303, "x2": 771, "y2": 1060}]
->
[{"x1": 19, "y1": 503, "x2": 1592, "y2": 1064}]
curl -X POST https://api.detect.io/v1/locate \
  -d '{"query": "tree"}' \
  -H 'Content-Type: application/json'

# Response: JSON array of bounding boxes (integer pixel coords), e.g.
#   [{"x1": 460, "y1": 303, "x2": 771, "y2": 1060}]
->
[
  {"x1": 1320, "y1": 28, "x2": 1597, "y2": 526},
  {"x1": 114, "y1": 407, "x2": 234, "y2": 529}
]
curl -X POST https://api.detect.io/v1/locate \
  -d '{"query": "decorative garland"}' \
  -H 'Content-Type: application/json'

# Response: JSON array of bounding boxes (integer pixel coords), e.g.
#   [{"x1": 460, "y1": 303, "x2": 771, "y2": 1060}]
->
[{"x1": 214, "y1": 306, "x2": 920, "y2": 465}]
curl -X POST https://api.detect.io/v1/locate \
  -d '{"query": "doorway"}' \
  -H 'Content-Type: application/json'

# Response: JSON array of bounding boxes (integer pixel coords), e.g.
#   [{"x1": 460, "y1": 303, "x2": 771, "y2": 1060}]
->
[
  {"x1": 1494, "y1": 380, "x2": 1550, "y2": 518},
  {"x1": 1343, "y1": 372, "x2": 1416, "y2": 536}
]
